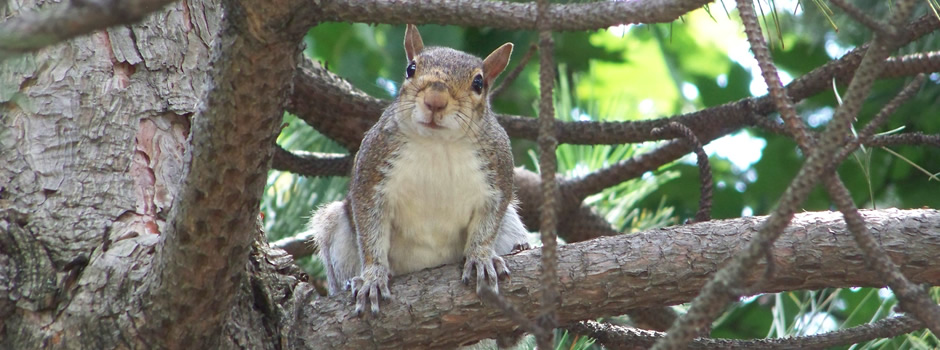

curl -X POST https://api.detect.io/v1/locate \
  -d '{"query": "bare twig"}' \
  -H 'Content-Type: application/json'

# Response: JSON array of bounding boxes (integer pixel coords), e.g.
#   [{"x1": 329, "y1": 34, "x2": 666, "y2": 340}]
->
[
  {"x1": 491, "y1": 43, "x2": 537, "y2": 98},
  {"x1": 760, "y1": 0, "x2": 940, "y2": 337},
  {"x1": 829, "y1": 75, "x2": 927, "y2": 167},
  {"x1": 821, "y1": 0, "x2": 940, "y2": 335},
  {"x1": 535, "y1": 0, "x2": 559, "y2": 348},
  {"x1": 271, "y1": 231, "x2": 317, "y2": 258},
  {"x1": 828, "y1": 0, "x2": 892, "y2": 36},
  {"x1": 882, "y1": 51, "x2": 940, "y2": 77},
  {"x1": 289, "y1": 18, "x2": 937, "y2": 150},
  {"x1": 271, "y1": 146, "x2": 352, "y2": 177},
  {"x1": 867, "y1": 132, "x2": 940, "y2": 147},
  {"x1": 653, "y1": 0, "x2": 929, "y2": 347},
  {"x1": 651, "y1": 122, "x2": 713, "y2": 223}
]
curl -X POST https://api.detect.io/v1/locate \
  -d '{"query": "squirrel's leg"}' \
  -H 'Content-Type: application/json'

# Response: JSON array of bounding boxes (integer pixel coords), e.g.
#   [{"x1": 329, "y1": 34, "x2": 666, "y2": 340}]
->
[
  {"x1": 349, "y1": 196, "x2": 393, "y2": 315},
  {"x1": 462, "y1": 198, "x2": 515, "y2": 294},
  {"x1": 308, "y1": 201, "x2": 360, "y2": 295}
]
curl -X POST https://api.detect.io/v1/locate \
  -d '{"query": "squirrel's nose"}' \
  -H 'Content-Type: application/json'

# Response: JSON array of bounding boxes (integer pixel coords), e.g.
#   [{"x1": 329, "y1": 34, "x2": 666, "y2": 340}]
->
[{"x1": 424, "y1": 90, "x2": 449, "y2": 114}]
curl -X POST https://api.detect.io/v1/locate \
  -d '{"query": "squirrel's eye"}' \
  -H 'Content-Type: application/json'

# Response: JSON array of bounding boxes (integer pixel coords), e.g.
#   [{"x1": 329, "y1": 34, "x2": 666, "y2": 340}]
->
[
  {"x1": 406, "y1": 61, "x2": 416, "y2": 78},
  {"x1": 472, "y1": 74, "x2": 484, "y2": 94}
]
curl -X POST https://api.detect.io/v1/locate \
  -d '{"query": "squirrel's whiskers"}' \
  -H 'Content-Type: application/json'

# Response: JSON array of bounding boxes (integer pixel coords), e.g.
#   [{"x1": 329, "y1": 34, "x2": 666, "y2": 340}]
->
[{"x1": 305, "y1": 24, "x2": 529, "y2": 318}]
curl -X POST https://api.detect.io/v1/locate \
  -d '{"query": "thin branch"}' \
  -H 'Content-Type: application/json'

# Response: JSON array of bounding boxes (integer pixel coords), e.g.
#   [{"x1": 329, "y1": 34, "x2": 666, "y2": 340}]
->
[
  {"x1": 828, "y1": 0, "x2": 891, "y2": 36},
  {"x1": 819, "y1": 0, "x2": 940, "y2": 336},
  {"x1": 830, "y1": 75, "x2": 927, "y2": 166},
  {"x1": 857, "y1": 74, "x2": 926, "y2": 139},
  {"x1": 271, "y1": 146, "x2": 352, "y2": 177},
  {"x1": 774, "y1": 0, "x2": 940, "y2": 336},
  {"x1": 491, "y1": 43, "x2": 536, "y2": 99},
  {"x1": 271, "y1": 230, "x2": 317, "y2": 258},
  {"x1": 882, "y1": 51, "x2": 940, "y2": 78},
  {"x1": 651, "y1": 122, "x2": 713, "y2": 223},
  {"x1": 535, "y1": 0, "x2": 559, "y2": 347},
  {"x1": 289, "y1": 16, "x2": 938, "y2": 150},
  {"x1": 570, "y1": 316, "x2": 924, "y2": 350},
  {"x1": 866, "y1": 132, "x2": 940, "y2": 147},
  {"x1": 653, "y1": 0, "x2": 925, "y2": 347}
]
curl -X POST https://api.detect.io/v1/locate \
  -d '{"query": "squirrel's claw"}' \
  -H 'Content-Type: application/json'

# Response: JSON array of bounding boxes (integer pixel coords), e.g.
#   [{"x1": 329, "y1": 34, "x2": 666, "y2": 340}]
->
[
  {"x1": 349, "y1": 266, "x2": 392, "y2": 316},
  {"x1": 462, "y1": 254, "x2": 509, "y2": 294}
]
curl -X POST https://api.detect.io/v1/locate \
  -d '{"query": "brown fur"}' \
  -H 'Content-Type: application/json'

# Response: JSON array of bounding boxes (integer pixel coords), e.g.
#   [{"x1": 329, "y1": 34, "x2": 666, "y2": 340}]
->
[{"x1": 306, "y1": 24, "x2": 529, "y2": 317}]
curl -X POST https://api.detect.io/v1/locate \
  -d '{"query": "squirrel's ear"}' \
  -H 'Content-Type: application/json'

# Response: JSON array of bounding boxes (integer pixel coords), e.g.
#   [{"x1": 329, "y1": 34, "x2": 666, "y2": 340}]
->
[
  {"x1": 404, "y1": 24, "x2": 424, "y2": 62},
  {"x1": 482, "y1": 43, "x2": 513, "y2": 87}
]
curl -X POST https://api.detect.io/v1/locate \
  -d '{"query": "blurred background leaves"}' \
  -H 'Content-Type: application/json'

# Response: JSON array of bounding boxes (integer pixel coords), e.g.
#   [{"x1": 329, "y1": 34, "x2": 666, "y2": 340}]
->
[{"x1": 264, "y1": 0, "x2": 940, "y2": 348}]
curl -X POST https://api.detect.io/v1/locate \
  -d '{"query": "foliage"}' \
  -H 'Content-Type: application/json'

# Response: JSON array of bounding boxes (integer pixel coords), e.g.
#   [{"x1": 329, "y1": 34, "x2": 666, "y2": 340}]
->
[{"x1": 263, "y1": 2, "x2": 940, "y2": 347}]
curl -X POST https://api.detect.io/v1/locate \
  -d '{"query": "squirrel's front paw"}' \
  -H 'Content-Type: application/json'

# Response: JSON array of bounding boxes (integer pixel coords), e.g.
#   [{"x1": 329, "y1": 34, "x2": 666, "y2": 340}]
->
[
  {"x1": 346, "y1": 265, "x2": 392, "y2": 315},
  {"x1": 461, "y1": 251, "x2": 511, "y2": 294}
]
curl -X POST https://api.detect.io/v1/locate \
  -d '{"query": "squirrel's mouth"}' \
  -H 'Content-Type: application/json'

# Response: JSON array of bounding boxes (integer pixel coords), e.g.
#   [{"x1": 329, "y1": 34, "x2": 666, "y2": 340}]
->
[{"x1": 417, "y1": 120, "x2": 445, "y2": 129}]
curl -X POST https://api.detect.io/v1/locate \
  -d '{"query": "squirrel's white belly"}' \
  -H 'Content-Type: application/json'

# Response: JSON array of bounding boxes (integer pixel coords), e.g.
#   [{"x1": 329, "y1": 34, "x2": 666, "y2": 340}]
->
[{"x1": 382, "y1": 138, "x2": 496, "y2": 275}]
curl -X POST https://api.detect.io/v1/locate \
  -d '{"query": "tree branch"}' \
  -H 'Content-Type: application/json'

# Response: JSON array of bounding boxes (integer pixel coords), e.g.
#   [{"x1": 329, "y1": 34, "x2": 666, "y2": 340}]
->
[
  {"x1": 318, "y1": 0, "x2": 714, "y2": 31},
  {"x1": 143, "y1": 0, "x2": 311, "y2": 346},
  {"x1": 569, "y1": 315, "x2": 924, "y2": 350},
  {"x1": 272, "y1": 146, "x2": 351, "y2": 177},
  {"x1": 291, "y1": 209, "x2": 940, "y2": 349},
  {"x1": 287, "y1": 15, "x2": 939, "y2": 151},
  {"x1": 655, "y1": 1, "x2": 935, "y2": 348},
  {"x1": 534, "y1": 1, "x2": 560, "y2": 346},
  {"x1": 0, "y1": 0, "x2": 179, "y2": 59}
]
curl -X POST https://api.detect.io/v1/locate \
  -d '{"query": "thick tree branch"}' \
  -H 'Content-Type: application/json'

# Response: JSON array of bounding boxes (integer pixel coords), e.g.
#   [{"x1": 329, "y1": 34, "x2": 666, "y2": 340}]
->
[
  {"x1": 570, "y1": 316, "x2": 924, "y2": 350},
  {"x1": 143, "y1": 0, "x2": 311, "y2": 346},
  {"x1": 291, "y1": 209, "x2": 940, "y2": 349},
  {"x1": 0, "y1": 0, "x2": 178, "y2": 59},
  {"x1": 318, "y1": 0, "x2": 713, "y2": 31},
  {"x1": 0, "y1": 0, "x2": 722, "y2": 58}
]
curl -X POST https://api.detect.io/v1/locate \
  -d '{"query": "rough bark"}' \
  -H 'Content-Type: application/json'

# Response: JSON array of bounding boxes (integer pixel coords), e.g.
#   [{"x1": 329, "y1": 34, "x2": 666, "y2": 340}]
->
[
  {"x1": 1, "y1": 0, "x2": 218, "y2": 347},
  {"x1": 2, "y1": 0, "x2": 939, "y2": 349},
  {"x1": 294, "y1": 209, "x2": 940, "y2": 349}
]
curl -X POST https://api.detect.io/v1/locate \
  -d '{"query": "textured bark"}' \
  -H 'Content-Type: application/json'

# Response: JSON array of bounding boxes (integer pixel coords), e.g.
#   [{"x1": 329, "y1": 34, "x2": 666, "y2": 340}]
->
[
  {"x1": 2, "y1": 0, "x2": 939, "y2": 349},
  {"x1": 0, "y1": 0, "x2": 311, "y2": 347},
  {"x1": 140, "y1": 0, "x2": 314, "y2": 343},
  {"x1": 1, "y1": 0, "x2": 218, "y2": 346},
  {"x1": 295, "y1": 209, "x2": 940, "y2": 349}
]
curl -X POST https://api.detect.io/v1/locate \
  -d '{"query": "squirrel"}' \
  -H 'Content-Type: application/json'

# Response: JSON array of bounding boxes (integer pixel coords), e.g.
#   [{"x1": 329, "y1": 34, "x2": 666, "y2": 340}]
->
[{"x1": 306, "y1": 24, "x2": 530, "y2": 315}]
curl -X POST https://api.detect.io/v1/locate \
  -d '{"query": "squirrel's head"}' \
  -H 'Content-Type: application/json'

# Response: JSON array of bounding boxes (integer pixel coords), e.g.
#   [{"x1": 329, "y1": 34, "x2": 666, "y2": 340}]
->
[{"x1": 394, "y1": 24, "x2": 512, "y2": 140}]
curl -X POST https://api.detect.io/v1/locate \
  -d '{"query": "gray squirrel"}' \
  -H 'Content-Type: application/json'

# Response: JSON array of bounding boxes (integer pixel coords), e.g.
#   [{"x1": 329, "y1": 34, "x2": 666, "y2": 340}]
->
[{"x1": 305, "y1": 24, "x2": 530, "y2": 315}]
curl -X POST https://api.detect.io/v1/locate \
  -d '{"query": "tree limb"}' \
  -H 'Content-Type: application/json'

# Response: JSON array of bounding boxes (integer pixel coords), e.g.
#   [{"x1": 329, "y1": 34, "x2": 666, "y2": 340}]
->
[
  {"x1": 287, "y1": 16, "x2": 939, "y2": 151},
  {"x1": 143, "y1": 0, "x2": 312, "y2": 345},
  {"x1": 569, "y1": 316, "x2": 924, "y2": 350},
  {"x1": 318, "y1": 0, "x2": 714, "y2": 31},
  {"x1": 291, "y1": 209, "x2": 940, "y2": 349},
  {"x1": 0, "y1": 0, "x2": 179, "y2": 59},
  {"x1": 654, "y1": 1, "x2": 934, "y2": 348}
]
